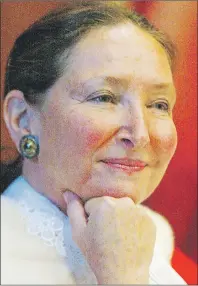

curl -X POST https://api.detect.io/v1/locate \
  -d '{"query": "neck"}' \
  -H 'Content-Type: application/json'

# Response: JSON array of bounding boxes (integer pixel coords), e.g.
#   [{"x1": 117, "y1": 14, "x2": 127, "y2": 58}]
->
[{"x1": 22, "y1": 159, "x2": 67, "y2": 214}]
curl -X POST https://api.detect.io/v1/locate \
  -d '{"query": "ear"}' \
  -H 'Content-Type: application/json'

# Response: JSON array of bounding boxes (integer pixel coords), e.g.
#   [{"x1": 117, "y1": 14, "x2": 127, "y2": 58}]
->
[{"x1": 3, "y1": 90, "x2": 34, "y2": 153}]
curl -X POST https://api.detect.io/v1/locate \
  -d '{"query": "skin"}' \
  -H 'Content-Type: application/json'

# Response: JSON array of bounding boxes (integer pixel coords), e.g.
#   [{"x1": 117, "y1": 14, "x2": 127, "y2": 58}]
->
[{"x1": 4, "y1": 21, "x2": 177, "y2": 212}]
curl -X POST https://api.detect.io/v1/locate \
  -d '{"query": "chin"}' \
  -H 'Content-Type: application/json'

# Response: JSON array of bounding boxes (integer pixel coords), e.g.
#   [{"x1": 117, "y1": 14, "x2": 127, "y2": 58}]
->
[
  {"x1": 83, "y1": 181, "x2": 144, "y2": 204},
  {"x1": 79, "y1": 167, "x2": 153, "y2": 204}
]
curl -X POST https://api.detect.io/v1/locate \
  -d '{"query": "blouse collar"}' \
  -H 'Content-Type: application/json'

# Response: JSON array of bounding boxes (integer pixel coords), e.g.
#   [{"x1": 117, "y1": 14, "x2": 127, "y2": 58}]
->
[{"x1": 3, "y1": 176, "x2": 98, "y2": 284}]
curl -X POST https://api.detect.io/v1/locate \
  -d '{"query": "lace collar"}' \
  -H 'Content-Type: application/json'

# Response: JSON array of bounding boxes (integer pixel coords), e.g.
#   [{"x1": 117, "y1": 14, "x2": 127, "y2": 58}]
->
[{"x1": 3, "y1": 176, "x2": 97, "y2": 284}]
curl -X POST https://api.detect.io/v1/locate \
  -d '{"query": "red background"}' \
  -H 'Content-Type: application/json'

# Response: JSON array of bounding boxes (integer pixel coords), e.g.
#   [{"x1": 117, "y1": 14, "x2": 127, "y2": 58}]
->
[{"x1": 1, "y1": 0, "x2": 197, "y2": 268}]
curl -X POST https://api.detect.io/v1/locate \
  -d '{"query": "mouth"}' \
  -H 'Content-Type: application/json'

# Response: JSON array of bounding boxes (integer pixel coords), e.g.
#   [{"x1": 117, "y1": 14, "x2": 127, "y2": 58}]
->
[{"x1": 101, "y1": 158, "x2": 147, "y2": 175}]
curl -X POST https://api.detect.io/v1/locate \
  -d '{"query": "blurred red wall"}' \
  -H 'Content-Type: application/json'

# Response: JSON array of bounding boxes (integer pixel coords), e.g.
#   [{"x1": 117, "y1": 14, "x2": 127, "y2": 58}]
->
[{"x1": 1, "y1": 1, "x2": 197, "y2": 263}]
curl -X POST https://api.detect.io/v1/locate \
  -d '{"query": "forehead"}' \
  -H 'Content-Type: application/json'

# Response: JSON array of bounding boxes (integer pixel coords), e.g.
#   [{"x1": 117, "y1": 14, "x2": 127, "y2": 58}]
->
[{"x1": 61, "y1": 22, "x2": 173, "y2": 88}]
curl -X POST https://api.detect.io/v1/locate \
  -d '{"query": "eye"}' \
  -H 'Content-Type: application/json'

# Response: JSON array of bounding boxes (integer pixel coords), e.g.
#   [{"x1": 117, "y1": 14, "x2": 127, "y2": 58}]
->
[
  {"x1": 88, "y1": 91, "x2": 117, "y2": 104},
  {"x1": 148, "y1": 101, "x2": 170, "y2": 112},
  {"x1": 91, "y1": 95, "x2": 114, "y2": 103}
]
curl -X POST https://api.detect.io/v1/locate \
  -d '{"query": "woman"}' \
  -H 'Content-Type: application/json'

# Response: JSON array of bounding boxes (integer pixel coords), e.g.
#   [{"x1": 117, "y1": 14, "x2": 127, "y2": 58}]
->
[{"x1": 1, "y1": 1, "x2": 187, "y2": 284}]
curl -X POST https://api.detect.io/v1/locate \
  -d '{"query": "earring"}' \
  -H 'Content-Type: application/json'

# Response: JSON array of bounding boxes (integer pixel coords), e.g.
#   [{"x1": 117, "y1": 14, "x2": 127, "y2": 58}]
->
[{"x1": 19, "y1": 135, "x2": 40, "y2": 159}]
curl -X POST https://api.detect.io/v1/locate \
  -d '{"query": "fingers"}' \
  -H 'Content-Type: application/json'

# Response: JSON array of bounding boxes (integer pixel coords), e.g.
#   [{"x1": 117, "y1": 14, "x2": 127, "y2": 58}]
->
[
  {"x1": 84, "y1": 197, "x2": 106, "y2": 216},
  {"x1": 63, "y1": 190, "x2": 88, "y2": 237},
  {"x1": 85, "y1": 196, "x2": 135, "y2": 216},
  {"x1": 84, "y1": 196, "x2": 117, "y2": 216},
  {"x1": 63, "y1": 192, "x2": 136, "y2": 231}
]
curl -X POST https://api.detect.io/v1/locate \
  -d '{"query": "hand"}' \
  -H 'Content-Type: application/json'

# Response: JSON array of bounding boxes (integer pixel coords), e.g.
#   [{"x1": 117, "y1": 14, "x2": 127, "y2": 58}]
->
[{"x1": 63, "y1": 191, "x2": 156, "y2": 284}]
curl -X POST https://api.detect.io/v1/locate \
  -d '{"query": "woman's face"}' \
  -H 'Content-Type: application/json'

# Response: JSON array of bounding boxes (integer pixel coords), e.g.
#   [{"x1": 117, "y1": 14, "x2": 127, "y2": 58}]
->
[{"x1": 36, "y1": 22, "x2": 177, "y2": 204}]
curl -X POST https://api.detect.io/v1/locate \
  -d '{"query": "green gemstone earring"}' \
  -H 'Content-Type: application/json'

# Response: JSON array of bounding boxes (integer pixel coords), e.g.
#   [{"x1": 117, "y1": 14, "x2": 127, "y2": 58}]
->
[{"x1": 19, "y1": 135, "x2": 40, "y2": 159}]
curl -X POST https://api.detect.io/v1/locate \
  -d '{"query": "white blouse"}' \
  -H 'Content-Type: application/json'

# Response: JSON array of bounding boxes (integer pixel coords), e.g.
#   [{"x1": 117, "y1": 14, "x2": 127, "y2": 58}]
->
[{"x1": 1, "y1": 176, "x2": 187, "y2": 284}]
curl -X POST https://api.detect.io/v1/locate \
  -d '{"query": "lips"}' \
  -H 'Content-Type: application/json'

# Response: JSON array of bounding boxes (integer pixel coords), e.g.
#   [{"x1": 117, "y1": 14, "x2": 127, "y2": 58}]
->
[{"x1": 101, "y1": 158, "x2": 147, "y2": 173}]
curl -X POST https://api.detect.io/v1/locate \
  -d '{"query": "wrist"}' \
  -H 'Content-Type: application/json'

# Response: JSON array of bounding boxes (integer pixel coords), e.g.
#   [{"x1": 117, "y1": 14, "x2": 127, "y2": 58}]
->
[{"x1": 96, "y1": 268, "x2": 150, "y2": 284}]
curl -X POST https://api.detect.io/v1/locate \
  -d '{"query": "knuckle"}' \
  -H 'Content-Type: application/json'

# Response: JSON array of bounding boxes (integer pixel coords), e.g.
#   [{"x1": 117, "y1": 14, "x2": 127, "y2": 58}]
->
[
  {"x1": 118, "y1": 197, "x2": 135, "y2": 207},
  {"x1": 100, "y1": 196, "x2": 116, "y2": 208}
]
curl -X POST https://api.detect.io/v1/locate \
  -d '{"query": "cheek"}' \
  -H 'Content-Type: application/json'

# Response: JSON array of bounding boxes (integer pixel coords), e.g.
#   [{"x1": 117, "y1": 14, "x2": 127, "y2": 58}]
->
[
  {"x1": 62, "y1": 110, "x2": 117, "y2": 186},
  {"x1": 68, "y1": 110, "x2": 114, "y2": 155},
  {"x1": 150, "y1": 120, "x2": 177, "y2": 157},
  {"x1": 77, "y1": 120, "x2": 103, "y2": 151}
]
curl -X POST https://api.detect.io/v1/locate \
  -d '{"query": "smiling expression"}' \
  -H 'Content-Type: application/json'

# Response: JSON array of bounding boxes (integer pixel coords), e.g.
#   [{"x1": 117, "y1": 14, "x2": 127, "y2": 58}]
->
[{"x1": 35, "y1": 22, "x2": 177, "y2": 204}]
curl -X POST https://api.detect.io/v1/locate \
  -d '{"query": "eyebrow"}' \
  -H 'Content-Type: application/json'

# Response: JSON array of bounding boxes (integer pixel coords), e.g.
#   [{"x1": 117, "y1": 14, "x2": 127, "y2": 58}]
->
[
  {"x1": 146, "y1": 82, "x2": 176, "y2": 103},
  {"x1": 147, "y1": 83, "x2": 175, "y2": 91},
  {"x1": 103, "y1": 76, "x2": 128, "y2": 86}
]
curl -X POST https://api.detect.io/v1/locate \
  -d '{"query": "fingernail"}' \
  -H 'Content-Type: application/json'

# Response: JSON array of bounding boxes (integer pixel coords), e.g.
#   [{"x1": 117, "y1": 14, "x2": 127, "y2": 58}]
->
[
  {"x1": 61, "y1": 189, "x2": 69, "y2": 203},
  {"x1": 63, "y1": 192, "x2": 68, "y2": 203},
  {"x1": 63, "y1": 190, "x2": 78, "y2": 204}
]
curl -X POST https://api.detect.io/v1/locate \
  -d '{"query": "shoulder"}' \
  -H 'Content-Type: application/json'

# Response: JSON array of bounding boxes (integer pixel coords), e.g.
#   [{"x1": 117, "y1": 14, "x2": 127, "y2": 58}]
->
[{"x1": 1, "y1": 196, "x2": 75, "y2": 284}]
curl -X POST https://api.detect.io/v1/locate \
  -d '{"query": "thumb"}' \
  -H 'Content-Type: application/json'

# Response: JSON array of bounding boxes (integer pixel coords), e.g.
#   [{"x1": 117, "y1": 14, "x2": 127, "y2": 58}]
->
[{"x1": 63, "y1": 190, "x2": 88, "y2": 238}]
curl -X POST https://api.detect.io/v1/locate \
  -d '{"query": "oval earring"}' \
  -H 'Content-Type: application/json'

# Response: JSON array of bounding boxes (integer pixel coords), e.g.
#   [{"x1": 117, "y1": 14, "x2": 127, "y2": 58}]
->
[{"x1": 19, "y1": 135, "x2": 40, "y2": 159}]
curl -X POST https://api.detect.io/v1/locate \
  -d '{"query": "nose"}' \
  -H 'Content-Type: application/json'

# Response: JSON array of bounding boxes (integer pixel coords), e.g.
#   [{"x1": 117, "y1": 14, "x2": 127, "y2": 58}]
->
[{"x1": 115, "y1": 102, "x2": 150, "y2": 150}]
